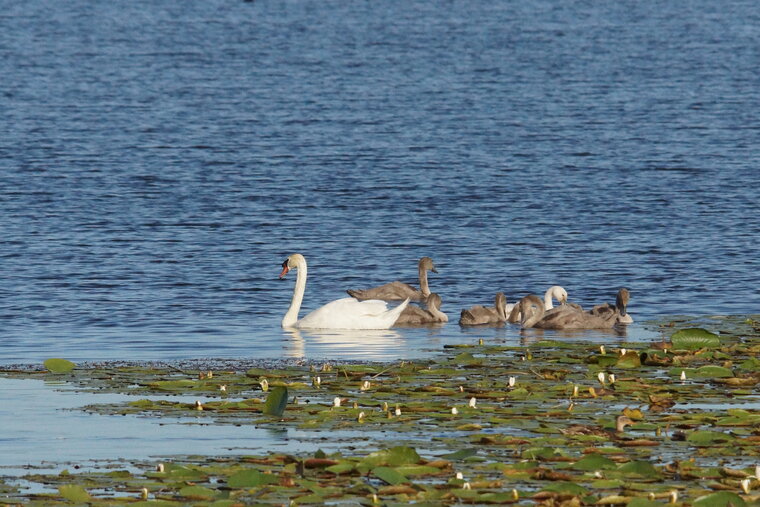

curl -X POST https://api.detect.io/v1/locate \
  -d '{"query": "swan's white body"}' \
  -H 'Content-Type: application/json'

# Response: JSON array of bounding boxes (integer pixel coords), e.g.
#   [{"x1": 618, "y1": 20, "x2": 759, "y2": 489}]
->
[{"x1": 280, "y1": 254, "x2": 409, "y2": 330}]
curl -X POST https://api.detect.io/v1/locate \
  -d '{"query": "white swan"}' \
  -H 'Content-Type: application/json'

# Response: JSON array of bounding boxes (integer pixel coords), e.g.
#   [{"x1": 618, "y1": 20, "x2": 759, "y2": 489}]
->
[{"x1": 279, "y1": 254, "x2": 409, "y2": 330}]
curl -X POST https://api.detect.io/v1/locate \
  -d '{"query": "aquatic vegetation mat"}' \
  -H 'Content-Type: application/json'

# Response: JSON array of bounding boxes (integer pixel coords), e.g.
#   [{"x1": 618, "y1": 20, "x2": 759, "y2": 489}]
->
[{"x1": 2, "y1": 316, "x2": 760, "y2": 505}]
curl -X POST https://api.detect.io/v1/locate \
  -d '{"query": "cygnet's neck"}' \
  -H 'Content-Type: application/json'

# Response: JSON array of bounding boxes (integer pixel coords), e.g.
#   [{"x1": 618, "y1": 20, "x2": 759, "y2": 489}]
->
[{"x1": 418, "y1": 265, "x2": 430, "y2": 297}]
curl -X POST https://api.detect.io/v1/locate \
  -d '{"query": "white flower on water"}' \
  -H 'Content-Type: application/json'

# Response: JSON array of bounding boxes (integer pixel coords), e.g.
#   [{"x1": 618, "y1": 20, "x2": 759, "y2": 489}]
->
[
  {"x1": 508, "y1": 376, "x2": 516, "y2": 388},
  {"x1": 512, "y1": 489, "x2": 519, "y2": 500},
  {"x1": 680, "y1": 370, "x2": 687, "y2": 381},
  {"x1": 141, "y1": 488, "x2": 149, "y2": 500},
  {"x1": 382, "y1": 402, "x2": 388, "y2": 411},
  {"x1": 395, "y1": 407, "x2": 401, "y2": 416},
  {"x1": 669, "y1": 490, "x2": 678, "y2": 503},
  {"x1": 597, "y1": 372, "x2": 606, "y2": 384},
  {"x1": 755, "y1": 464, "x2": 760, "y2": 479},
  {"x1": 741, "y1": 478, "x2": 751, "y2": 494},
  {"x1": 361, "y1": 380, "x2": 371, "y2": 391},
  {"x1": 572, "y1": 385, "x2": 579, "y2": 397},
  {"x1": 357, "y1": 411, "x2": 365, "y2": 422},
  {"x1": 315, "y1": 376, "x2": 321, "y2": 386},
  {"x1": 260, "y1": 378, "x2": 269, "y2": 392},
  {"x1": 459, "y1": 385, "x2": 464, "y2": 392},
  {"x1": 478, "y1": 338, "x2": 484, "y2": 345},
  {"x1": 156, "y1": 463, "x2": 165, "y2": 473},
  {"x1": 451, "y1": 407, "x2": 458, "y2": 415},
  {"x1": 333, "y1": 397, "x2": 341, "y2": 407},
  {"x1": 608, "y1": 373, "x2": 616, "y2": 384},
  {"x1": 620, "y1": 348, "x2": 627, "y2": 356},
  {"x1": 194, "y1": 400, "x2": 203, "y2": 411},
  {"x1": 455, "y1": 472, "x2": 463, "y2": 480},
  {"x1": 599, "y1": 345, "x2": 606, "y2": 355},
  {"x1": 219, "y1": 385, "x2": 227, "y2": 392},
  {"x1": 469, "y1": 397, "x2": 477, "y2": 408},
  {"x1": 462, "y1": 482, "x2": 471, "y2": 490}
]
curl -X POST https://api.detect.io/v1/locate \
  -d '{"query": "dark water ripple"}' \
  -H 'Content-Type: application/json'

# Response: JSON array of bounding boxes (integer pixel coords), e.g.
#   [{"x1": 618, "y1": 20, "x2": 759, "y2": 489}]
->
[{"x1": 1, "y1": 0, "x2": 759, "y2": 363}]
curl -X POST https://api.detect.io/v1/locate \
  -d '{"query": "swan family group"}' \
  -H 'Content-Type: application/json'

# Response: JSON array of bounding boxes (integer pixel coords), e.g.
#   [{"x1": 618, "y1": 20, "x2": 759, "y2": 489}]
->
[{"x1": 279, "y1": 254, "x2": 633, "y2": 331}]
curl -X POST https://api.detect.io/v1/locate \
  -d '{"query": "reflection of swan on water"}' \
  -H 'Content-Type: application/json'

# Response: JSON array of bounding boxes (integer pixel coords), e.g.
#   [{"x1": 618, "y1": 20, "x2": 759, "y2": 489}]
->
[
  {"x1": 284, "y1": 328, "x2": 404, "y2": 361},
  {"x1": 279, "y1": 253, "x2": 409, "y2": 329}
]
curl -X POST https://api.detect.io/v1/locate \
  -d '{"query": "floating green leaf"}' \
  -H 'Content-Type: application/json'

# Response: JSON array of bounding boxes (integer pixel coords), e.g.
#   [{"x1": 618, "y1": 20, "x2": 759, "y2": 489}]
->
[
  {"x1": 372, "y1": 466, "x2": 408, "y2": 485},
  {"x1": 572, "y1": 454, "x2": 617, "y2": 471},
  {"x1": 44, "y1": 358, "x2": 75, "y2": 374},
  {"x1": 671, "y1": 328, "x2": 721, "y2": 349},
  {"x1": 693, "y1": 365, "x2": 734, "y2": 378},
  {"x1": 693, "y1": 491, "x2": 747, "y2": 507},
  {"x1": 58, "y1": 484, "x2": 90, "y2": 503},
  {"x1": 263, "y1": 386, "x2": 288, "y2": 416},
  {"x1": 227, "y1": 469, "x2": 279, "y2": 488},
  {"x1": 616, "y1": 461, "x2": 660, "y2": 479},
  {"x1": 686, "y1": 430, "x2": 735, "y2": 446}
]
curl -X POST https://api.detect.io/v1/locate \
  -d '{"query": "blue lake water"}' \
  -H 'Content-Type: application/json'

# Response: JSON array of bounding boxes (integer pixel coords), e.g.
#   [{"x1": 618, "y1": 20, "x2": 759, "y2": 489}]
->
[{"x1": 2, "y1": 0, "x2": 759, "y2": 366}]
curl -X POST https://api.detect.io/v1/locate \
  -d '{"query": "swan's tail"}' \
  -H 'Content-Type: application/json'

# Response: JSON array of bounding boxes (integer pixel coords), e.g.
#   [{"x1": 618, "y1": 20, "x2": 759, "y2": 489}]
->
[{"x1": 387, "y1": 298, "x2": 410, "y2": 327}]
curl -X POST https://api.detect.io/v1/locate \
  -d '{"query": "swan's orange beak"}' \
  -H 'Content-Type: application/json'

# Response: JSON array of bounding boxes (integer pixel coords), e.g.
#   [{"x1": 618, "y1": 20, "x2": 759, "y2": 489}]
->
[{"x1": 279, "y1": 260, "x2": 290, "y2": 279}]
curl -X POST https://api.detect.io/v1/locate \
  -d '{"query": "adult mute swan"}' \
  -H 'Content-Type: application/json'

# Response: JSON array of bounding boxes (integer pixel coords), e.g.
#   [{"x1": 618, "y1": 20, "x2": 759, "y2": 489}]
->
[
  {"x1": 346, "y1": 257, "x2": 438, "y2": 301},
  {"x1": 394, "y1": 293, "x2": 448, "y2": 325},
  {"x1": 279, "y1": 254, "x2": 409, "y2": 330},
  {"x1": 459, "y1": 292, "x2": 508, "y2": 326}
]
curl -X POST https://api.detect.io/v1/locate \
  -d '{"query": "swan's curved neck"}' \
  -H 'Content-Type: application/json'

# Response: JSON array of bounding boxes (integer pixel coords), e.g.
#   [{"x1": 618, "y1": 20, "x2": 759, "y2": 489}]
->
[
  {"x1": 418, "y1": 265, "x2": 430, "y2": 297},
  {"x1": 282, "y1": 261, "x2": 307, "y2": 328},
  {"x1": 429, "y1": 305, "x2": 448, "y2": 322},
  {"x1": 543, "y1": 288, "x2": 554, "y2": 310}
]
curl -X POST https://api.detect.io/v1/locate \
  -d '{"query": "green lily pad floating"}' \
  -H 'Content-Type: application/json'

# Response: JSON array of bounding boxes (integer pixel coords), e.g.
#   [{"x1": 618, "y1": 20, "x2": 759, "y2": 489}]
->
[
  {"x1": 627, "y1": 499, "x2": 662, "y2": 507},
  {"x1": 58, "y1": 484, "x2": 90, "y2": 502},
  {"x1": 616, "y1": 352, "x2": 642, "y2": 368},
  {"x1": 686, "y1": 430, "x2": 735, "y2": 446},
  {"x1": 693, "y1": 365, "x2": 734, "y2": 378},
  {"x1": 227, "y1": 469, "x2": 279, "y2": 488},
  {"x1": 671, "y1": 328, "x2": 721, "y2": 350},
  {"x1": 572, "y1": 454, "x2": 617, "y2": 471},
  {"x1": 692, "y1": 491, "x2": 747, "y2": 507},
  {"x1": 263, "y1": 386, "x2": 288, "y2": 416},
  {"x1": 442, "y1": 448, "x2": 478, "y2": 461},
  {"x1": 372, "y1": 466, "x2": 409, "y2": 485},
  {"x1": 616, "y1": 460, "x2": 660, "y2": 479},
  {"x1": 44, "y1": 358, "x2": 76, "y2": 374},
  {"x1": 362, "y1": 446, "x2": 421, "y2": 467}
]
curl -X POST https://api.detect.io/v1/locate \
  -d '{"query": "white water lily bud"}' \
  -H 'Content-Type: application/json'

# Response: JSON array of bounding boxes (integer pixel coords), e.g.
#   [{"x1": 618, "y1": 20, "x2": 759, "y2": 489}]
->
[
  {"x1": 395, "y1": 407, "x2": 401, "y2": 416},
  {"x1": 372, "y1": 493, "x2": 379, "y2": 504},
  {"x1": 597, "y1": 372, "x2": 606, "y2": 384},
  {"x1": 648, "y1": 492, "x2": 655, "y2": 500},
  {"x1": 260, "y1": 378, "x2": 269, "y2": 392},
  {"x1": 451, "y1": 407, "x2": 458, "y2": 415},
  {"x1": 141, "y1": 487, "x2": 148, "y2": 500},
  {"x1": 512, "y1": 489, "x2": 519, "y2": 500},
  {"x1": 207, "y1": 371, "x2": 213, "y2": 379},
  {"x1": 156, "y1": 463, "x2": 165, "y2": 473},
  {"x1": 594, "y1": 471, "x2": 603, "y2": 478},
  {"x1": 620, "y1": 348, "x2": 626, "y2": 356},
  {"x1": 741, "y1": 478, "x2": 751, "y2": 494},
  {"x1": 478, "y1": 338, "x2": 484, "y2": 345},
  {"x1": 469, "y1": 397, "x2": 477, "y2": 408},
  {"x1": 669, "y1": 490, "x2": 678, "y2": 503},
  {"x1": 755, "y1": 465, "x2": 760, "y2": 479},
  {"x1": 352, "y1": 402, "x2": 358, "y2": 409},
  {"x1": 567, "y1": 401, "x2": 575, "y2": 412},
  {"x1": 572, "y1": 385, "x2": 579, "y2": 397},
  {"x1": 194, "y1": 400, "x2": 203, "y2": 411},
  {"x1": 382, "y1": 402, "x2": 388, "y2": 411},
  {"x1": 608, "y1": 373, "x2": 616, "y2": 384},
  {"x1": 680, "y1": 370, "x2": 687, "y2": 381},
  {"x1": 456, "y1": 472, "x2": 464, "y2": 480},
  {"x1": 357, "y1": 411, "x2": 365, "y2": 422},
  {"x1": 219, "y1": 385, "x2": 227, "y2": 392},
  {"x1": 333, "y1": 397, "x2": 341, "y2": 407},
  {"x1": 664, "y1": 348, "x2": 668, "y2": 354},
  {"x1": 462, "y1": 482, "x2": 471, "y2": 490},
  {"x1": 459, "y1": 385, "x2": 464, "y2": 392},
  {"x1": 599, "y1": 345, "x2": 606, "y2": 355},
  {"x1": 361, "y1": 380, "x2": 371, "y2": 391},
  {"x1": 315, "y1": 376, "x2": 321, "y2": 386},
  {"x1": 508, "y1": 376, "x2": 516, "y2": 388}
]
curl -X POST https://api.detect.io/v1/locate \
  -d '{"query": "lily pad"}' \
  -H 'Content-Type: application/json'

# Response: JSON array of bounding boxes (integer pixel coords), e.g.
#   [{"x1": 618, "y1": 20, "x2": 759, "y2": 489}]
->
[
  {"x1": 44, "y1": 358, "x2": 76, "y2": 374},
  {"x1": 372, "y1": 466, "x2": 408, "y2": 485},
  {"x1": 692, "y1": 491, "x2": 747, "y2": 507},
  {"x1": 263, "y1": 386, "x2": 288, "y2": 416},
  {"x1": 58, "y1": 484, "x2": 90, "y2": 502},
  {"x1": 227, "y1": 469, "x2": 279, "y2": 488},
  {"x1": 671, "y1": 328, "x2": 721, "y2": 350}
]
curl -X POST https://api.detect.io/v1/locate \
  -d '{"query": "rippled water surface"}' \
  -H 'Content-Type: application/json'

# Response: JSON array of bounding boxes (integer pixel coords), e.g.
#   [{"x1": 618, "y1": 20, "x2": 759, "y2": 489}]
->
[{"x1": 2, "y1": 0, "x2": 759, "y2": 365}]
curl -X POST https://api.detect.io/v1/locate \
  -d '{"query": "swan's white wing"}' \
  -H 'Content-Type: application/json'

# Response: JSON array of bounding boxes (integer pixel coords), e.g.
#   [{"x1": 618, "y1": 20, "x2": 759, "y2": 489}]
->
[{"x1": 297, "y1": 298, "x2": 409, "y2": 330}]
